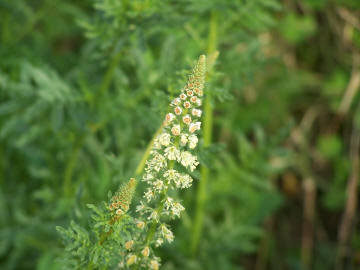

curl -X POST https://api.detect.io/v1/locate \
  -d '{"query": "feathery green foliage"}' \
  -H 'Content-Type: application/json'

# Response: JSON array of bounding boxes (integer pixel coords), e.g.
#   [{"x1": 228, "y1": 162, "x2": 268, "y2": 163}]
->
[{"x1": 2, "y1": 0, "x2": 360, "y2": 269}]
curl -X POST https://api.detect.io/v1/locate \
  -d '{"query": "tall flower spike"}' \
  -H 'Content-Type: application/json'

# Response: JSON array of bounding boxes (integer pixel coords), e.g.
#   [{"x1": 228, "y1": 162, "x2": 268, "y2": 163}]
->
[
  {"x1": 130, "y1": 55, "x2": 206, "y2": 269},
  {"x1": 109, "y1": 178, "x2": 137, "y2": 215}
]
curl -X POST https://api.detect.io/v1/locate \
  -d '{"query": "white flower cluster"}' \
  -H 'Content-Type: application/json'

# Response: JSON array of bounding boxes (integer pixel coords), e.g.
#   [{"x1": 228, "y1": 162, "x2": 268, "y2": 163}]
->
[{"x1": 127, "y1": 55, "x2": 206, "y2": 269}]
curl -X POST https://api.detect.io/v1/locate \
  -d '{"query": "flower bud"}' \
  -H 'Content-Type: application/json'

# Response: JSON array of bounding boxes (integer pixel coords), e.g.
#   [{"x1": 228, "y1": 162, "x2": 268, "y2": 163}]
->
[
  {"x1": 125, "y1": 240, "x2": 134, "y2": 250},
  {"x1": 174, "y1": 106, "x2": 182, "y2": 115},
  {"x1": 136, "y1": 221, "x2": 145, "y2": 229},
  {"x1": 171, "y1": 125, "x2": 181, "y2": 136},
  {"x1": 142, "y1": 246, "x2": 150, "y2": 257},
  {"x1": 184, "y1": 101, "x2": 191, "y2": 109},
  {"x1": 126, "y1": 254, "x2": 137, "y2": 266},
  {"x1": 150, "y1": 260, "x2": 160, "y2": 270},
  {"x1": 182, "y1": 114, "x2": 191, "y2": 125}
]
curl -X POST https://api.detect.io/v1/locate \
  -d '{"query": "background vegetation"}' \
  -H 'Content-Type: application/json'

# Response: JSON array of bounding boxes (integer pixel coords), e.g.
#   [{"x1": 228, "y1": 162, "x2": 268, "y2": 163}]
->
[{"x1": 1, "y1": 0, "x2": 360, "y2": 269}]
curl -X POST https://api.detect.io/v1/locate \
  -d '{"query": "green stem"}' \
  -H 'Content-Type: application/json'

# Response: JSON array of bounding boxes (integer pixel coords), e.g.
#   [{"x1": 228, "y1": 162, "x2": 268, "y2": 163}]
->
[
  {"x1": 86, "y1": 261, "x2": 94, "y2": 270},
  {"x1": 134, "y1": 124, "x2": 164, "y2": 176},
  {"x1": 144, "y1": 153, "x2": 177, "y2": 245},
  {"x1": 64, "y1": 135, "x2": 84, "y2": 197},
  {"x1": 190, "y1": 11, "x2": 217, "y2": 256},
  {"x1": 133, "y1": 135, "x2": 179, "y2": 270},
  {"x1": 99, "y1": 51, "x2": 122, "y2": 97},
  {"x1": 145, "y1": 190, "x2": 167, "y2": 244}
]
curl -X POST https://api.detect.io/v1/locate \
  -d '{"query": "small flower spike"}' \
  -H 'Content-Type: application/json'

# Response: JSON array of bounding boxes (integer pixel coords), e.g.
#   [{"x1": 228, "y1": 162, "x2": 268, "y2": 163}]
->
[
  {"x1": 109, "y1": 178, "x2": 136, "y2": 215},
  {"x1": 131, "y1": 55, "x2": 206, "y2": 268}
]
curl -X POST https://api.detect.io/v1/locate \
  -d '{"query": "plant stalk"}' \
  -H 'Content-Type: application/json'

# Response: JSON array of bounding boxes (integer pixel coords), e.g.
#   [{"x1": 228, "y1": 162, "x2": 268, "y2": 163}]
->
[
  {"x1": 190, "y1": 11, "x2": 217, "y2": 255},
  {"x1": 134, "y1": 124, "x2": 164, "y2": 176}
]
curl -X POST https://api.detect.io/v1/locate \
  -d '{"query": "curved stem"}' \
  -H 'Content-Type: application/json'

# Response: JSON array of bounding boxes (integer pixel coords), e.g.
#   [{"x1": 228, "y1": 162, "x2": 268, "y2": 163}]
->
[
  {"x1": 190, "y1": 11, "x2": 218, "y2": 255},
  {"x1": 134, "y1": 124, "x2": 164, "y2": 176}
]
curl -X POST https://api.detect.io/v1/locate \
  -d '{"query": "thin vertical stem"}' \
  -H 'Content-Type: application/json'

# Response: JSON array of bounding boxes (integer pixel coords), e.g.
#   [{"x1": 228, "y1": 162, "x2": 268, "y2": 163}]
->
[
  {"x1": 63, "y1": 50, "x2": 121, "y2": 196},
  {"x1": 64, "y1": 135, "x2": 84, "y2": 197},
  {"x1": 99, "y1": 51, "x2": 122, "y2": 96},
  {"x1": 301, "y1": 178, "x2": 316, "y2": 268},
  {"x1": 190, "y1": 11, "x2": 217, "y2": 255},
  {"x1": 335, "y1": 121, "x2": 360, "y2": 270},
  {"x1": 134, "y1": 124, "x2": 164, "y2": 176}
]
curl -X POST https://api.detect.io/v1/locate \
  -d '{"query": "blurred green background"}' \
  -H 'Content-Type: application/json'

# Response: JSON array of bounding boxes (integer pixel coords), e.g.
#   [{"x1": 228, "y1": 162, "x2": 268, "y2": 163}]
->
[{"x1": 1, "y1": 0, "x2": 360, "y2": 269}]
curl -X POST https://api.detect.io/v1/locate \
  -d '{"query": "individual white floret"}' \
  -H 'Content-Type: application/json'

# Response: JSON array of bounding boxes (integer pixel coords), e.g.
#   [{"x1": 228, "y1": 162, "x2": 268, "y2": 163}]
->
[
  {"x1": 164, "y1": 146, "x2": 180, "y2": 161},
  {"x1": 189, "y1": 122, "x2": 201, "y2": 133},
  {"x1": 164, "y1": 196, "x2": 174, "y2": 210},
  {"x1": 150, "y1": 259, "x2": 160, "y2": 270},
  {"x1": 191, "y1": 108, "x2": 202, "y2": 117},
  {"x1": 144, "y1": 188, "x2": 155, "y2": 202},
  {"x1": 171, "y1": 125, "x2": 181, "y2": 136},
  {"x1": 160, "y1": 225, "x2": 174, "y2": 243},
  {"x1": 184, "y1": 101, "x2": 191, "y2": 109},
  {"x1": 155, "y1": 238, "x2": 163, "y2": 247},
  {"x1": 182, "y1": 114, "x2": 191, "y2": 125},
  {"x1": 149, "y1": 152, "x2": 167, "y2": 172},
  {"x1": 165, "y1": 113, "x2": 175, "y2": 123},
  {"x1": 179, "y1": 93, "x2": 187, "y2": 100},
  {"x1": 171, "y1": 201, "x2": 185, "y2": 217},
  {"x1": 163, "y1": 169, "x2": 180, "y2": 184},
  {"x1": 152, "y1": 179, "x2": 165, "y2": 192},
  {"x1": 152, "y1": 138, "x2": 161, "y2": 149},
  {"x1": 180, "y1": 133, "x2": 188, "y2": 146},
  {"x1": 188, "y1": 134, "x2": 198, "y2": 149},
  {"x1": 180, "y1": 151, "x2": 199, "y2": 171},
  {"x1": 171, "y1": 98, "x2": 181, "y2": 106},
  {"x1": 190, "y1": 96, "x2": 197, "y2": 103},
  {"x1": 143, "y1": 173, "x2": 154, "y2": 182},
  {"x1": 136, "y1": 201, "x2": 146, "y2": 213},
  {"x1": 178, "y1": 174, "x2": 193, "y2": 189},
  {"x1": 148, "y1": 210, "x2": 159, "y2": 221},
  {"x1": 158, "y1": 133, "x2": 171, "y2": 146},
  {"x1": 174, "y1": 106, "x2": 182, "y2": 115},
  {"x1": 186, "y1": 90, "x2": 194, "y2": 96}
]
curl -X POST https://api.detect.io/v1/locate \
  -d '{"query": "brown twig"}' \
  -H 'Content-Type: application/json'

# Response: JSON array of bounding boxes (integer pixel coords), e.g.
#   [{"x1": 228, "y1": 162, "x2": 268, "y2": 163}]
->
[
  {"x1": 337, "y1": 8, "x2": 360, "y2": 32},
  {"x1": 335, "y1": 118, "x2": 360, "y2": 269},
  {"x1": 338, "y1": 55, "x2": 360, "y2": 115},
  {"x1": 289, "y1": 107, "x2": 321, "y2": 269},
  {"x1": 301, "y1": 178, "x2": 316, "y2": 269},
  {"x1": 255, "y1": 218, "x2": 274, "y2": 270}
]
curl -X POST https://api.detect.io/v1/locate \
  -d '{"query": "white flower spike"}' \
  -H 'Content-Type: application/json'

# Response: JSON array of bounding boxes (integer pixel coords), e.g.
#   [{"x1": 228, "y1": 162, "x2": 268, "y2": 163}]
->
[{"x1": 131, "y1": 55, "x2": 206, "y2": 269}]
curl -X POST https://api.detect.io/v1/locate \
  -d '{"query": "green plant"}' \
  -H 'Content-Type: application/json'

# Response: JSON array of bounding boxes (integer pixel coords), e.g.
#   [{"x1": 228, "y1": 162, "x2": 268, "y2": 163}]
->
[{"x1": 57, "y1": 55, "x2": 206, "y2": 269}]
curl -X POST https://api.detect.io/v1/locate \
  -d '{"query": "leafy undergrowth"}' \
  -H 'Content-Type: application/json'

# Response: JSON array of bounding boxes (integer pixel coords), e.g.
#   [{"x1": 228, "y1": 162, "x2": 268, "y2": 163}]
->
[{"x1": 1, "y1": 0, "x2": 360, "y2": 269}]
